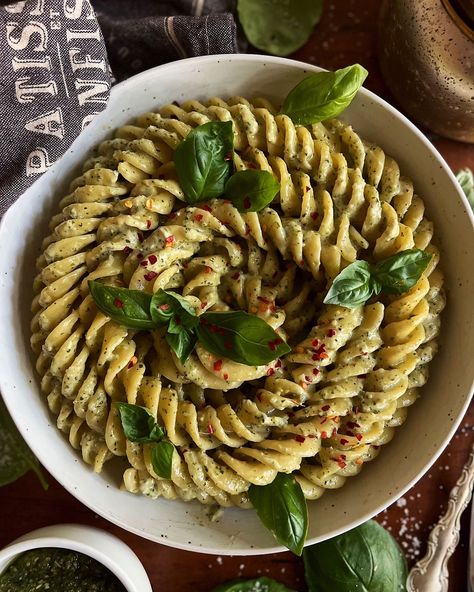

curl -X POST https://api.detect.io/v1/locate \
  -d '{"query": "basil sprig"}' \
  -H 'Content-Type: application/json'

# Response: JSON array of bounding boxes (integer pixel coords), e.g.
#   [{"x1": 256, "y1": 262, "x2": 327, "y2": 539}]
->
[
  {"x1": 197, "y1": 311, "x2": 290, "y2": 366},
  {"x1": 174, "y1": 121, "x2": 234, "y2": 204},
  {"x1": 324, "y1": 248, "x2": 432, "y2": 308},
  {"x1": 89, "y1": 281, "x2": 290, "y2": 366},
  {"x1": 151, "y1": 440, "x2": 175, "y2": 479},
  {"x1": 89, "y1": 281, "x2": 155, "y2": 330},
  {"x1": 0, "y1": 397, "x2": 48, "y2": 490},
  {"x1": 281, "y1": 64, "x2": 368, "y2": 125},
  {"x1": 211, "y1": 577, "x2": 296, "y2": 592},
  {"x1": 115, "y1": 402, "x2": 175, "y2": 478},
  {"x1": 237, "y1": 0, "x2": 323, "y2": 57},
  {"x1": 115, "y1": 402, "x2": 165, "y2": 443},
  {"x1": 303, "y1": 520, "x2": 407, "y2": 592},
  {"x1": 249, "y1": 473, "x2": 308, "y2": 556},
  {"x1": 224, "y1": 169, "x2": 280, "y2": 212}
]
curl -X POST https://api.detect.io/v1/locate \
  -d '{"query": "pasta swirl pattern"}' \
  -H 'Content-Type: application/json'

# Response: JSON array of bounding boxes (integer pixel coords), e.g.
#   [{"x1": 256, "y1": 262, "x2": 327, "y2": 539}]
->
[{"x1": 31, "y1": 95, "x2": 444, "y2": 508}]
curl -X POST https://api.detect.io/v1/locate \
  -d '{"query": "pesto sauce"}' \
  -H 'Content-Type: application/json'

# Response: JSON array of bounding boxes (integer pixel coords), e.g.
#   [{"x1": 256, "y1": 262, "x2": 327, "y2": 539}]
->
[{"x1": 0, "y1": 548, "x2": 127, "y2": 592}]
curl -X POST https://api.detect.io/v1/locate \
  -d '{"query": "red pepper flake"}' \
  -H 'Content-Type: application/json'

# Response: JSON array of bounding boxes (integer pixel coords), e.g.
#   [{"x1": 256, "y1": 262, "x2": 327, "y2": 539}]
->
[
  {"x1": 258, "y1": 296, "x2": 270, "y2": 304},
  {"x1": 288, "y1": 411, "x2": 295, "y2": 418},
  {"x1": 327, "y1": 328, "x2": 336, "y2": 337},
  {"x1": 272, "y1": 271, "x2": 278, "y2": 279},
  {"x1": 361, "y1": 351, "x2": 368, "y2": 356},
  {"x1": 275, "y1": 360, "x2": 282, "y2": 368},
  {"x1": 321, "y1": 405, "x2": 330, "y2": 411},
  {"x1": 231, "y1": 272, "x2": 240, "y2": 280},
  {"x1": 356, "y1": 434, "x2": 363, "y2": 441},
  {"x1": 304, "y1": 375, "x2": 311, "y2": 382},
  {"x1": 223, "y1": 373, "x2": 229, "y2": 381},
  {"x1": 274, "y1": 338, "x2": 283, "y2": 345},
  {"x1": 268, "y1": 340, "x2": 276, "y2": 351},
  {"x1": 347, "y1": 421, "x2": 361, "y2": 429},
  {"x1": 194, "y1": 214, "x2": 203, "y2": 222},
  {"x1": 312, "y1": 368, "x2": 320, "y2": 376},
  {"x1": 113, "y1": 298, "x2": 123, "y2": 308},
  {"x1": 340, "y1": 438, "x2": 349, "y2": 445},
  {"x1": 300, "y1": 259, "x2": 305, "y2": 266},
  {"x1": 205, "y1": 266, "x2": 213, "y2": 274},
  {"x1": 311, "y1": 339, "x2": 320, "y2": 348},
  {"x1": 305, "y1": 186, "x2": 311, "y2": 192},
  {"x1": 266, "y1": 368, "x2": 274, "y2": 377},
  {"x1": 243, "y1": 197, "x2": 251, "y2": 209},
  {"x1": 122, "y1": 246, "x2": 133, "y2": 254},
  {"x1": 137, "y1": 232, "x2": 145, "y2": 242},
  {"x1": 127, "y1": 356, "x2": 138, "y2": 369},
  {"x1": 332, "y1": 428, "x2": 337, "y2": 437},
  {"x1": 213, "y1": 360, "x2": 223, "y2": 372},
  {"x1": 337, "y1": 460, "x2": 347, "y2": 469},
  {"x1": 165, "y1": 235, "x2": 175, "y2": 246},
  {"x1": 202, "y1": 205, "x2": 212, "y2": 212},
  {"x1": 358, "y1": 374, "x2": 367, "y2": 379},
  {"x1": 148, "y1": 254, "x2": 157, "y2": 264},
  {"x1": 247, "y1": 162, "x2": 257, "y2": 169},
  {"x1": 159, "y1": 304, "x2": 170, "y2": 311},
  {"x1": 146, "y1": 219, "x2": 152, "y2": 229},
  {"x1": 140, "y1": 259, "x2": 148, "y2": 267},
  {"x1": 321, "y1": 431, "x2": 328, "y2": 439},
  {"x1": 168, "y1": 212, "x2": 177, "y2": 220},
  {"x1": 310, "y1": 212, "x2": 319, "y2": 220},
  {"x1": 200, "y1": 301, "x2": 207, "y2": 309},
  {"x1": 223, "y1": 200, "x2": 231, "y2": 205},
  {"x1": 321, "y1": 417, "x2": 328, "y2": 425},
  {"x1": 346, "y1": 431, "x2": 354, "y2": 437},
  {"x1": 308, "y1": 434, "x2": 316, "y2": 438},
  {"x1": 137, "y1": 253, "x2": 143, "y2": 260},
  {"x1": 373, "y1": 445, "x2": 380, "y2": 449},
  {"x1": 244, "y1": 224, "x2": 250, "y2": 235},
  {"x1": 182, "y1": 261, "x2": 189, "y2": 269},
  {"x1": 295, "y1": 435, "x2": 305, "y2": 443},
  {"x1": 340, "y1": 454, "x2": 346, "y2": 460},
  {"x1": 144, "y1": 271, "x2": 158, "y2": 281},
  {"x1": 207, "y1": 423, "x2": 214, "y2": 435}
]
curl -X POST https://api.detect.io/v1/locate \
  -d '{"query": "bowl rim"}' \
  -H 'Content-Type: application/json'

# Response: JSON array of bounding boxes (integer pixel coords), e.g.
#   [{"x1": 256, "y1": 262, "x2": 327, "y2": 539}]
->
[
  {"x1": 0, "y1": 524, "x2": 151, "y2": 591},
  {"x1": 1, "y1": 53, "x2": 473, "y2": 555}
]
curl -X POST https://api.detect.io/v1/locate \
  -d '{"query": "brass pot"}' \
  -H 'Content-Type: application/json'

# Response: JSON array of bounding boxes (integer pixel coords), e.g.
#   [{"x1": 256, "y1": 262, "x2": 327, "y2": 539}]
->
[{"x1": 378, "y1": 0, "x2": 474, "y2": 142}]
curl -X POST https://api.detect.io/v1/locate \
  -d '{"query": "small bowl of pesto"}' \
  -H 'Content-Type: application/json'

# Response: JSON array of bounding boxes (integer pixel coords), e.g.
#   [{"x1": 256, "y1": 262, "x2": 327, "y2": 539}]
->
[{"x1": 0, "y1": 524, "x2": 152, "y2": 592}]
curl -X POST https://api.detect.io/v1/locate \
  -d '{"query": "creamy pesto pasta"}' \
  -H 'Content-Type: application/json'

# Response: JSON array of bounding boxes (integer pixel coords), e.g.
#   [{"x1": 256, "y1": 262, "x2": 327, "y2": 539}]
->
[{"x1": 30, "y1": 95, "x2": 444, "y2": 509}]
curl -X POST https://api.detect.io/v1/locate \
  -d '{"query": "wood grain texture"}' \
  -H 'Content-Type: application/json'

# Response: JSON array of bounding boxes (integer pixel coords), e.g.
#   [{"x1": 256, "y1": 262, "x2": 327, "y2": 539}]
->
[{"x1": 1, "y1": 1, "x2": 473, "y2": 591}]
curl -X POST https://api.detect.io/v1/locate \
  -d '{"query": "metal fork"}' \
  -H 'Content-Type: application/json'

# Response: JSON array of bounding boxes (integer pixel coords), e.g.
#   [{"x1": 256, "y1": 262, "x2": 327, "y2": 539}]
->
[{"x1": 406, "y1": 444, "x2": 474, "y2": 592}]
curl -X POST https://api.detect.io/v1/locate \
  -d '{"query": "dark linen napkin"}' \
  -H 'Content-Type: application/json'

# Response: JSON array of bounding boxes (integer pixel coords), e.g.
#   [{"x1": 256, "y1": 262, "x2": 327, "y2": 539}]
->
[{"x1": 0, "y1": 0, "x2": 238, "y2": 216}]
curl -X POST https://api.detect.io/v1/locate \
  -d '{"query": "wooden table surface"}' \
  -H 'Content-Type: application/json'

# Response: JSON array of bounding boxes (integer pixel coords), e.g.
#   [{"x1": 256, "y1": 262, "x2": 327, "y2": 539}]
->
[{"x1": 1, "y1": 1, "x2": 473, "y2": 590}]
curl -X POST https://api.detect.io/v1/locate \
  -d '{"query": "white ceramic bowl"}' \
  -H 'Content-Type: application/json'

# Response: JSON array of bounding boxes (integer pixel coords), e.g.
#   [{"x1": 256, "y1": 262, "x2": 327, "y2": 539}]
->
[
  {"x1": 0, "y1": 55, "x2": 473, "y2": 555},
  {"x1": 0, "y1": 524, "x2": 152, "y2": 592}
]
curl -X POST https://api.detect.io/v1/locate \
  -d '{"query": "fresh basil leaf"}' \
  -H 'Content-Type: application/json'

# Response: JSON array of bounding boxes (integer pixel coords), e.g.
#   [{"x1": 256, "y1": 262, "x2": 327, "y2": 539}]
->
[
  {"x1": 150, "y1": 289, "x2": 198, "y2": 329},
  {"x1": 281, "y1": 64, "x2": 368, "y2": 125},
  {"x1": 115, "y1": 402, "x2": 165, "y2": 443},
  {"x1": 224, "y1": 170, "x2": 280, "y2": 212},
  {"x1": 166, "y1": 328, "x2": 198, "y2": 364},
  {"x1": 0, "y1": 397, "x2": 48, "y2": 490},
  {"x1": 237, "y1": 0, "x2": 323, "y2": 56},
  {"x1": 174, "y1": 121, "x2": 234, "y2": 204},
  {"x1": 372, "y1": 249, "x2": 432, "y2": 295},
  {"x1": 197, "y1": 311, "x2": 291, "y2": 366},
  {"x1": 89, "y1": 281, "x2": 155, "y2": 330},
  {"x1": 249, "y1": 473, "x2": 308, "y2": 556},
  {"x1": 323, "y1": 261, "x2": 373, "y2": 308},
  {"x1": 211, "y1": 577, "x2": 296, "y2": 592},
  {"x1": 456, "y1": 168, "x2": 474, "y2": 210},
  {"x1": 303, "y1": 520, "x2": 407, "y2": 592},
  {"x1": 151, "y1": 440, "x2": 175, "y2": 479}
]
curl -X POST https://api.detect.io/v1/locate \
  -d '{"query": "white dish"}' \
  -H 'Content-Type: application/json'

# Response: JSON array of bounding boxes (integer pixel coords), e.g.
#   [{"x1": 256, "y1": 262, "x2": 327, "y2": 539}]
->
[
  {"x1": 0, "y1": 524, "x2": 152, "y2": 592},
  {"x1": 0, "y1": 54, "x2": 473, "y2": 555}
]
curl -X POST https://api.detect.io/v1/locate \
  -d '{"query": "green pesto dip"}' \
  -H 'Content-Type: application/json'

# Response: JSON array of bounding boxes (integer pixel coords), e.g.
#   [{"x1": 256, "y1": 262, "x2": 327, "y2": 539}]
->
[{"x1": 0, "y1": 548, "x2": 127, "y2": 592}]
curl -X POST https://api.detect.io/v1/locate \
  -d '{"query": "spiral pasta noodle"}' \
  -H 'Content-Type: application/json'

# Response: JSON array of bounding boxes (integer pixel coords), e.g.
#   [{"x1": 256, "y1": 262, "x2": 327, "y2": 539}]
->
[{"x1": 31, "y1": 95, "x2": 444, "y2": 509}]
